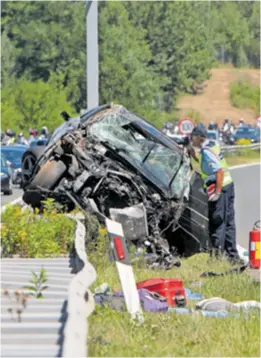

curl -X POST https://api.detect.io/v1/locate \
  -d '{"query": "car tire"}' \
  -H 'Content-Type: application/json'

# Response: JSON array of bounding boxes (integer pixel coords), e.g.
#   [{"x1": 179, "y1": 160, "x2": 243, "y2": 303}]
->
[{"x1": 21, "y1": 147, "x2": 44, "y2": 188}]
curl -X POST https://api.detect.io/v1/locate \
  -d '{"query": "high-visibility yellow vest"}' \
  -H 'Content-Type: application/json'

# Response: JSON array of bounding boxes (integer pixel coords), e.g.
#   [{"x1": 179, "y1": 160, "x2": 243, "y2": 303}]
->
[{"x1": 198, "y1": 142, "x2": 233, "y2": 188}]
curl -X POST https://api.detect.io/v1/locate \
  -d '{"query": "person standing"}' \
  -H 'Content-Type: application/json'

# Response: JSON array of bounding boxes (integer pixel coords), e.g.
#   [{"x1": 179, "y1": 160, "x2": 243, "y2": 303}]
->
[{"x1": 189, "y1": 125, "x2": 243, "y2": 264}]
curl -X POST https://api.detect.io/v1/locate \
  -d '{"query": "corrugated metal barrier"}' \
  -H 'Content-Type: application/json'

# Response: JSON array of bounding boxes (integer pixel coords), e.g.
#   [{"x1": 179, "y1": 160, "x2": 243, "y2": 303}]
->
[{"x1": 1, "y1": 208, "x2": 96, "y2": 358}]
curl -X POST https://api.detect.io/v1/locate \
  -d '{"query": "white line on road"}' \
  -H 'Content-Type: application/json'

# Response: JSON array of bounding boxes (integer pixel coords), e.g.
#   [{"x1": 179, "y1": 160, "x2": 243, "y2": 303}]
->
[
  {"x1": 1, "y1": 197, "x2": 23, "y2": 215},
  {"x1": 230, "y1": 162, "x2": 260, "y2": 170}
]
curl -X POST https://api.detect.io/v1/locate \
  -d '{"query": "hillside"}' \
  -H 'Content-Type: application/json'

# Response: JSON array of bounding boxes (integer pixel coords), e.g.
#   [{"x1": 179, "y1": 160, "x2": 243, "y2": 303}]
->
[{"x1": 177, "y1": 68, "x2": 260, "y2": 126}]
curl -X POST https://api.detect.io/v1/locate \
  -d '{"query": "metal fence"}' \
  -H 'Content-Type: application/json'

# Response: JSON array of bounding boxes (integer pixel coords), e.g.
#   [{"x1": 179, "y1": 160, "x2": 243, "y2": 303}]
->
[{"x1": 221, "y1": 143, "x2": 260, "y2": 156}]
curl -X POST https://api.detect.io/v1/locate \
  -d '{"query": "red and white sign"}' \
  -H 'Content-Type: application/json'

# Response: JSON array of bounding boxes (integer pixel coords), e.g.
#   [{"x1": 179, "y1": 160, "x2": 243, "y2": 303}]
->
[{"x1": 178, "y1": 117, "x2": 196, "y2": 135}]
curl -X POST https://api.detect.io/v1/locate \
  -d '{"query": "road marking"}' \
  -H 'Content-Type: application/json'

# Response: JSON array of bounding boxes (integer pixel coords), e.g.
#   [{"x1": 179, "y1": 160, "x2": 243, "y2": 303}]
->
[
  {"x1": 230, "y1": 162, "x2": 260, "y2": 170},
  {"x1": 1, "y1": 196, "x2": 23, "y2": 215}
]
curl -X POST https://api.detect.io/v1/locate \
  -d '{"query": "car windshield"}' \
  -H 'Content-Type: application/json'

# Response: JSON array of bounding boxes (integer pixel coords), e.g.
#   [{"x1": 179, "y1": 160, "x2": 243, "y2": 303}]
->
[
  {"x1": 88, "y1": 111, "x2": 188, "y2": 197},
  {"x1": 1, "y1": 148, "x2": 26, "y2": 163}
]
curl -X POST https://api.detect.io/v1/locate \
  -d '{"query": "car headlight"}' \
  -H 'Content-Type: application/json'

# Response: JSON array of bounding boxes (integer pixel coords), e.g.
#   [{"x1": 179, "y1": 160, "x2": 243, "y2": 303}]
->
[
  {"x1": 251, "y1": 139, "x2": 255, "y2": 143},
  {"x1": 0, "y1": 172, "x2": 8, "y2": 177}
]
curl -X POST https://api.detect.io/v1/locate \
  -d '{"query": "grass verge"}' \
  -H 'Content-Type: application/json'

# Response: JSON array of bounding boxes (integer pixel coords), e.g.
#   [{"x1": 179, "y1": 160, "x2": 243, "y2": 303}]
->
[{"x1": 88, "y1": 232, "x2": 260, "y2": 357}]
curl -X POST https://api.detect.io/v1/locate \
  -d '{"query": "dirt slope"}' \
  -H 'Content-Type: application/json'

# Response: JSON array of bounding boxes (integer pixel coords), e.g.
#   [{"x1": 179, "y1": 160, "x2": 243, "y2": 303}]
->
[{"x1": 177, "y1": 68, "x2": 260, "y2": 126}]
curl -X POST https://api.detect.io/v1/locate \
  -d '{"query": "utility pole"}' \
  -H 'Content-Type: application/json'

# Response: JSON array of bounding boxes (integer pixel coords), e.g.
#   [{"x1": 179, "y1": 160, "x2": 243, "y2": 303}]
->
[{"x1": 86, "y1": 0, "x2": 99, "y2": 109}]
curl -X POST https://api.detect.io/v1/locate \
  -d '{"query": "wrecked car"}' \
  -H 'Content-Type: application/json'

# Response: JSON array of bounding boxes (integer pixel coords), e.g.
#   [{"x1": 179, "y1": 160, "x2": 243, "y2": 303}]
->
[{"x1": 21, "y1": 104, "x2": 209, "y2": 268}]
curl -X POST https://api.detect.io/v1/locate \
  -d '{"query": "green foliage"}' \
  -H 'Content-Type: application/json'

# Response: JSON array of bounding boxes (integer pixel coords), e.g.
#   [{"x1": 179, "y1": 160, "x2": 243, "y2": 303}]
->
[
  {"x1": 99, "y1": 1, "x2": 162, "y2": 115},
  {"x1": 1, "y1": 77, "x2": 76, "y2": 132},
  {"x1": 125, "y1": 1, "x2": 215, "y2": 110},
  {"x1": 23, "y1": 268, "x2": 49, "y2": 299},
  {"x1": 1, "y1": 200, "x2": 75, "y2": 258},
  {"x1": 230, "y1": 81, "x2": 260, "y2": 114},
  {"x1": 1, "y1": 1, "x2": 260, "y2": 131}
]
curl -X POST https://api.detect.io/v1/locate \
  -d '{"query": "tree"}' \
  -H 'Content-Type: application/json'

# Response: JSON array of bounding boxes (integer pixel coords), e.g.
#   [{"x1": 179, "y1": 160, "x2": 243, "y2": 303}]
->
[
  {"x1": 98, "y1": 1, "x2": 163, "y2": 115},
  {"x1": 1, "y1": 77, "x2": 76, "y2": 132},
  {"x1": 124, "y1": 1, "x2": 215, "y2": 110}
]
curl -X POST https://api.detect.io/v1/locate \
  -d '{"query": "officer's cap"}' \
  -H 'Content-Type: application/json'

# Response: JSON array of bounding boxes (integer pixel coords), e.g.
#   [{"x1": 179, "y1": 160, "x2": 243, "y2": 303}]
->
[{"x1": 191, "y1": 125, "x2": 208, "y2": 138}]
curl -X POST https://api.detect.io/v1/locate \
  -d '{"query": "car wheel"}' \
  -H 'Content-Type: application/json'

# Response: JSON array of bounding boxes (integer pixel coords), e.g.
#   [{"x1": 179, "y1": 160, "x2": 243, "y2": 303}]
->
[{"x1": 21, "y1": 147, "x2": 44, "y2": 187}]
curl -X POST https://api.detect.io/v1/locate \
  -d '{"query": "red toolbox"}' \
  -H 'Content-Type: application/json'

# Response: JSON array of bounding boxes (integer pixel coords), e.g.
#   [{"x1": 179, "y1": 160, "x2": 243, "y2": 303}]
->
[{"x1": 136, "y1": 278, "x2": 186, "y2": 307}]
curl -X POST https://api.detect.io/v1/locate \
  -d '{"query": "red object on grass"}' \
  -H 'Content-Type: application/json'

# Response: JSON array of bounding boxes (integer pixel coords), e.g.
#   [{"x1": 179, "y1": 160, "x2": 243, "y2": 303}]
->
[{"x1": 136, "y1": 278, "x2": 186, "y2": 306}]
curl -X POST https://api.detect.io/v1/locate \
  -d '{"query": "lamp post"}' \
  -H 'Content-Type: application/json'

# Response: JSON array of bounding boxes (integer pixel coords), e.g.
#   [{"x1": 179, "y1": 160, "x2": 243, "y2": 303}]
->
[{"x1": 86, "y1": 0, "x2": 99, "y2": 109}]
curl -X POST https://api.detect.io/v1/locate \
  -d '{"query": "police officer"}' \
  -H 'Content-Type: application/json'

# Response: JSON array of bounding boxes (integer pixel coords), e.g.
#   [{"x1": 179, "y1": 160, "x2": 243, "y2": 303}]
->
[{"x1": 189, "y1": 125, "x2": 242, "y2": 264}]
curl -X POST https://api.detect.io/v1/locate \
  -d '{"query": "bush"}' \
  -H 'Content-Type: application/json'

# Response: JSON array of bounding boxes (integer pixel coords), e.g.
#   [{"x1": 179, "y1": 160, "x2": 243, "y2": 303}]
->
[
  {"x1": 230, "y1": 81, "x2": 260, "y2": 114},
  {"x1": 1, "y1": 200, "x2": 76, "y2": 258}
]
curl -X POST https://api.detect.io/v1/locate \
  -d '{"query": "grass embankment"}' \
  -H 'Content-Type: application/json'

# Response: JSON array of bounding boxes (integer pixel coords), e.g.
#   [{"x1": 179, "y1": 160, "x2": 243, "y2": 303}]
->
[{"x1": 88, "y1": 230, "x2": 260, "y2": 357}]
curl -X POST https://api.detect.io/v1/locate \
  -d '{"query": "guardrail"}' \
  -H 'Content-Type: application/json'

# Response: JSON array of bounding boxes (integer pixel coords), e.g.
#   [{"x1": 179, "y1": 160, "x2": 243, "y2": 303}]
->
[
  {"x1": 63, "y1": 214, "x2": 97, "y2": 358},
  {"x1": 221, "y1": 143, "x2": 260, "y2": 154},
  {"x1": 1, "y1": 202, "x2": 97, "y2": 358}
]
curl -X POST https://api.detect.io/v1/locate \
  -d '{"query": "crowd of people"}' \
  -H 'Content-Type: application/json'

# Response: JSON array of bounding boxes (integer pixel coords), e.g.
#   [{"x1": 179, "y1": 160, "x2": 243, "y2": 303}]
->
[
  {"x1": 1, "y1": 126, "x2": 49, "y2": 147},
  {"x1": 163, "y1": 117, "x2": 260, "y2": 141}
]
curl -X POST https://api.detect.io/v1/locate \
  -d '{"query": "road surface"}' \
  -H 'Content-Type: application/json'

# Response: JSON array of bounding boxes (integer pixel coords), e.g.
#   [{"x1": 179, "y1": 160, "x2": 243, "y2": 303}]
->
[{"x1": 1, "y1": 188, "x2": 23, "y2": 208}]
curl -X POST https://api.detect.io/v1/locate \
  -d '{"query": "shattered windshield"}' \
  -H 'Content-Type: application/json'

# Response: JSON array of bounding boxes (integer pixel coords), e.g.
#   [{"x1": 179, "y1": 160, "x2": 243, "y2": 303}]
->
[{"x1": 88, "y1": 112, "x2": 188, "y2": 197}]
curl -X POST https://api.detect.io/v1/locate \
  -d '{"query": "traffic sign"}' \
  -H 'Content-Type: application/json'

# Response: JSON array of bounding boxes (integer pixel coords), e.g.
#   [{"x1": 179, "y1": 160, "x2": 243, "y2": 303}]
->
[{"x1": 178, "y1": 118, "x2": 196, "y2": 135}]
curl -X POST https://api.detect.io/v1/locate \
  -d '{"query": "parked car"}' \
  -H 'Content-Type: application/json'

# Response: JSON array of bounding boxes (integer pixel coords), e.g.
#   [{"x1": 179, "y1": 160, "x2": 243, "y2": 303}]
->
[
  {"x1": 1, "y1": 154, "x2": 13, "y2": 195},
  {"x1": 1, "y1": 145, "x2": 27, "y2": 186},
  {"x1": 21, "y1": 104, "x2": 209, "y2": 268},
  {"x1": 232, "y1": 126, "x2": 260, "y2": 144}
]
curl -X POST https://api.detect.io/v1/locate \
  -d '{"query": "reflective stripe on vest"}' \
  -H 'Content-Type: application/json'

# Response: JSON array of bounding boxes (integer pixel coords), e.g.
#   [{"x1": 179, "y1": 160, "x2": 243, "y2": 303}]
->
[{"x1": 198, "y1": 142, "x2": 233, "y2": 188}]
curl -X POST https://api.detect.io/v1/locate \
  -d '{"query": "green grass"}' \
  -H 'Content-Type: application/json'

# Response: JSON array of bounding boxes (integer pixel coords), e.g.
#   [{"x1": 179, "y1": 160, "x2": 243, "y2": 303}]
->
[
  {"x1": 230, "y1": 80, "x2": 260, "y2": 114},
  {"x1": 88, "y1": 235, "x2": 260, "y2": 357}
]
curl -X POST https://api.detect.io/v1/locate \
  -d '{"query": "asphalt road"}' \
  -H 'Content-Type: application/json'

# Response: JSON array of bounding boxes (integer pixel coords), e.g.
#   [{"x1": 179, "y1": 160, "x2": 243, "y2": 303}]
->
[
  {"x1": 1, "y1": 164, "x2": 260, "y2": 251},
  {"x1": 231, "y1": 163, "x2": 260, "y2": 250},
  {"x1": 1, "y1": 188, "x2": 23, "y2": 208}
]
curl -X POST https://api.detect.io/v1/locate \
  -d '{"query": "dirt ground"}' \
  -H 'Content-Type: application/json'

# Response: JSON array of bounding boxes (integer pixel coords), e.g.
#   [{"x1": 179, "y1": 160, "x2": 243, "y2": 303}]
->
[{"x1": 177, "y1": 68, "x2": 260, "y2": 126}]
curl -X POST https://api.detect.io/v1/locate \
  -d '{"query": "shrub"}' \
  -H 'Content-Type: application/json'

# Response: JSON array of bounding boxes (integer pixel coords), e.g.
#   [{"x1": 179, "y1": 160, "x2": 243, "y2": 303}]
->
[
  {"x1": 230, "y1": 81, "x2": 260, "y2": 114},
  {"x1": 1, "y1": 200, "x2": 75, "y2": 258}
]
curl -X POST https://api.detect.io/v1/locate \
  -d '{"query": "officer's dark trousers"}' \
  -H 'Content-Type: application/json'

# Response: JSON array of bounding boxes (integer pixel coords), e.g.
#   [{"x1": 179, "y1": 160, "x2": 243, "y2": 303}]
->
[{"x1": 208, "y1": 183, "x2": 238, "y2": 259}]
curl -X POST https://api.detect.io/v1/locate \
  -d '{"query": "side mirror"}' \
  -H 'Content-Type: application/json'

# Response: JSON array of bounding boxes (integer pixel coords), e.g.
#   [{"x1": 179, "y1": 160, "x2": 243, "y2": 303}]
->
[
  {"x1": 60, "y1": 111, "x2": 70, "y2": 122},
  {"x1": 182, "y1": 136, "x2": 190, "y2": 146}
]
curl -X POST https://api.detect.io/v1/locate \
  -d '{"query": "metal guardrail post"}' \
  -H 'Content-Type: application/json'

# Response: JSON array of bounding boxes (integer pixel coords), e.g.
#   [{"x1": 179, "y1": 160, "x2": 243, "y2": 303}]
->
[{"x1": 63, "y1": 214, "x2": 97, "y2": 357}]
